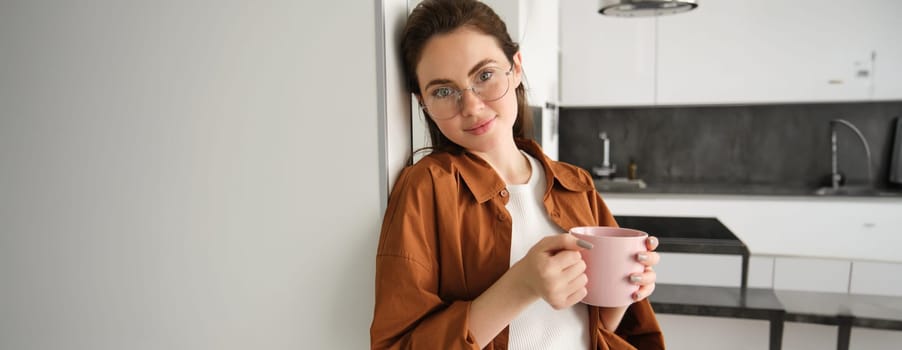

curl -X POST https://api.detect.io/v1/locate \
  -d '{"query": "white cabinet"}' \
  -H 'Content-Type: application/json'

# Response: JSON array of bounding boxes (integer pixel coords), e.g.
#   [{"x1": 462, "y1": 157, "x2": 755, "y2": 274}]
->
[
  {"x1": 865, "y1": 1, "x2": 902, "y2": 100},
  {"x1": 560, "y1": 0, "x2": 655, "y2": 106},
  {"x1": 559, "y1": 0, "x2": 902, "y2": 106},
  {"x1": 657, "y1": 0, "x2": 876, "y2": 105}
]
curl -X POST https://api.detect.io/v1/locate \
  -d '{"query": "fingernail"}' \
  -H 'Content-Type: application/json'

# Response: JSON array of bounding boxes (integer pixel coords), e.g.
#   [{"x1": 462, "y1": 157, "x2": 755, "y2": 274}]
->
[
  {"x1": 630, "y1": 274, "x2": 643, "y2": 283},
  {"x1": 649, "y1": 237, "x2": 658, "y2": 247},
  {"x1": 637, "y1": 253, "x2": 648, "y2": 262},
  {"x1": 576, "y1": 239, "x2": 594, "y2": 250}
]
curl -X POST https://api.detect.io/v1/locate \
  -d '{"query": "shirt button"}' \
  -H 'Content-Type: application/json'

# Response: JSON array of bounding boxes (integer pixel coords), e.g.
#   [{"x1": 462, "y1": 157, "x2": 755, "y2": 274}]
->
[
  {"x1": 497, "y1": 213, "x2": 506, "y2": 221},
  {"x1": 499, "y1": 189, "x2": 509, "y2": 197}
]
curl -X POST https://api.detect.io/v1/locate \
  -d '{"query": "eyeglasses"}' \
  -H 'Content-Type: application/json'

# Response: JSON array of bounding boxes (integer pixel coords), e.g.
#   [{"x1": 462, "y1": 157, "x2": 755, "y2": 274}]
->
[{"x1": 421, "y1": 65, "x2": 513, "y2": 120}]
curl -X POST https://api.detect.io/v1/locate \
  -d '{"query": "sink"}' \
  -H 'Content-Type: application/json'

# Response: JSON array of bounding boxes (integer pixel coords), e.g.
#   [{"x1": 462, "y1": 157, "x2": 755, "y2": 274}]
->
[
  {"x1": 814, "y1": 186, "x2": 902, "y2": 197},
  {"x1": 595, "y1": 178, "x2": 647, "y2": 192}
]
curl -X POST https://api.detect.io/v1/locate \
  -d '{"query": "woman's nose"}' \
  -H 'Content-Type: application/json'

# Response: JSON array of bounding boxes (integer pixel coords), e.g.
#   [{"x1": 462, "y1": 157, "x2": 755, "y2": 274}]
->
[{"x1": 458, "y1": 87, "x2": 484, "y2": 117}]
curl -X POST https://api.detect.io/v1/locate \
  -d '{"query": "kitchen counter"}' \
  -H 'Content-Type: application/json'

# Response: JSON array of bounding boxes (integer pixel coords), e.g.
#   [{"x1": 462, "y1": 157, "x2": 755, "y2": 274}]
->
[
  {"x1": 614, "y1": 216, "x2": 744, "y2": 251},
  {"x1": 776, "y1": 289, "x2": 902, "y2": 331},
  {"x1": 649, "y1": 284, "x2": 785, "y2": 350},
  {"x1": 594, "y1": 179, "x2": 902, "y2": 198},
  {"x1": 600, "y1": 194, "x2": 902, "y2": 263},
  {"x1": 650, "y1": 284, "x2": 902, "y2": 350}
]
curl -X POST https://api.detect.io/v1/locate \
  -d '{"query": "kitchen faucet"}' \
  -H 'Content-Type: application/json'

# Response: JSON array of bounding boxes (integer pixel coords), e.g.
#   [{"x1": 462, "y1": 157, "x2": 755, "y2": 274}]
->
[
  {"x1": 830, "y1": 119, "x2": 873, "y2": 189},
  {"x1": 592, "y1": 132, "x2": 616, "y2": 178}
]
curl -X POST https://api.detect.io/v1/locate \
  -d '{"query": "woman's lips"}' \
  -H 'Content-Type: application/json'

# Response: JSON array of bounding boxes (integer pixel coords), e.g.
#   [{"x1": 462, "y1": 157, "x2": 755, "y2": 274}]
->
[{"x1": 465, "y1": 117, "x2": 496, "y2": 135}]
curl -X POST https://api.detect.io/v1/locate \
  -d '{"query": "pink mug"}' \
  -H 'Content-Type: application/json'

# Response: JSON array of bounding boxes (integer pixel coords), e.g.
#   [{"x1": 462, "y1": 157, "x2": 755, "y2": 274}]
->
[{"x1": 570, "y1": 226, "x2": 648, "y2": 307}]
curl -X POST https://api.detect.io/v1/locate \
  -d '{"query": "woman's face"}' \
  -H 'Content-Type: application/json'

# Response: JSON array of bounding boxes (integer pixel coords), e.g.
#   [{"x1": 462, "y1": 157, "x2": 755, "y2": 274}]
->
[{"x1": 415, "y1": 26, "x2": 522, "y2": 154}]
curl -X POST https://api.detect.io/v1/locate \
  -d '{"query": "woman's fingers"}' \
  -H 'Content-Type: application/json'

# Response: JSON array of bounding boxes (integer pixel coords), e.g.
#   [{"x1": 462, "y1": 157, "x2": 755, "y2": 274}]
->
[
  {"x1": 521, "y1": 236, "x2": 590, "y2": 309},
  {"x1": 542, "y1": 271, "x2": 587, "y2": 309},
  {"x1": 633, "y1": 282, "x2": 656, "y2": 301},
  {"x1": 535, "y1": 234, "x2": 590, "y2": 256},
  {"x1": 632, "y1": 266, "x2": 657, "y2": 299},
  {"x1": 564, "y1": 286, "x2": 589, "y2": 308},
  {"x1": 634, "y1": 240, "x2": 659, "y2": 301},
  {"x1": 547, "y1": 272, "x2": 588, "y2": 310},
  {"x1": 645, "y1": 236, "x2": 659, "y2": 251},
  {"x1": 551, "y1": 255, "x2": 588, "y2": 302},
  {"x1": 630, "y1": 266, "x2": 656, "y2": 286},
  {"x1": 560, "y1": 257, "x2": 587, "y2": 281},
  {"x1": 637, "y1": 251, "x2": 661, "y2": 267}
]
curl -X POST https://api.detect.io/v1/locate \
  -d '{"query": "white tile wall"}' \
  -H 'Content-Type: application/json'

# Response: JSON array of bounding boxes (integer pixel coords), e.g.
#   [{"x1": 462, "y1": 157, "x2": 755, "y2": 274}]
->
[
  {"x1": 773, "y1": 257, "x2": 851, "y2": 293},
  {"x1": 748, "y1": 255, "x2": 775, "y2": 288},
  {"x1": 850, "y1": 261, "x2": 902, "y2": 297},
  {"x1": 656, "y1": 252, "x2": 743, "y2": 287}
]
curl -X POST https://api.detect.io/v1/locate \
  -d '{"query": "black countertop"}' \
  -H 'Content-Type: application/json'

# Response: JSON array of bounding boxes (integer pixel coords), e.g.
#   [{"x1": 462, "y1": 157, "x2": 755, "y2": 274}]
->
[
  {"x1": 650, "y1": 284, "x2": 784, "y2": 317},
  {"x1": 650, "y1": 284, "x2": 902, "y2": 333},
  {"x1": 776, "y1": 290, "x2": 902, "y2": 330},
  {"x1": 615, "y1": 215, "x2": 735, "y2": 240},
  {"x1": 615, "y1": 215, "x2": 751, "y2": 289},
  {"x1": 595, "y1": 179, "x2": 902, "y2": 197},
  {"x1": 649, "y1": 284, "x2": 786, "y2": 350},
  {"x1": 614, "y1": 215, "x2": 748, "y2": 256}
]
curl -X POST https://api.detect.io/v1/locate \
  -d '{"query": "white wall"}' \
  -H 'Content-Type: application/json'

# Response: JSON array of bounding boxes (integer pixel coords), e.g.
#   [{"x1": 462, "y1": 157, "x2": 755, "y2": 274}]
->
[{"x1": 0, "y1": 1, "x2": 383, "y2": 349}]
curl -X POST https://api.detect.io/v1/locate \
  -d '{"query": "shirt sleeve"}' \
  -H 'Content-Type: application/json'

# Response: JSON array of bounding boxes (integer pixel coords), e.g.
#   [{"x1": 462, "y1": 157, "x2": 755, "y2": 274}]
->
[
  {"x1": 587, "y1": 300, "x2": 665, "y2": 350},
  {"x1": 370, "y1": 166, "x2": 482, "y2": 350},
  {"x1": 613, "y1": 299, "x2": 666, "y2": 349}
]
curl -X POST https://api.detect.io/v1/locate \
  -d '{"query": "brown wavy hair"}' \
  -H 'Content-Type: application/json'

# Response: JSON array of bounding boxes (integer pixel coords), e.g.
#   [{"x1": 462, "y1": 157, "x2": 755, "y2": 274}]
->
[{"x1": 401, "y1": 0, "x2": 532, "y2": 156}]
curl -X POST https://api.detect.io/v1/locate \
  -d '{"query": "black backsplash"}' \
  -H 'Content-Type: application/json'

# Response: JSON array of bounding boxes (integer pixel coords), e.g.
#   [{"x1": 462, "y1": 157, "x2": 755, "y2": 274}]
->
[{"x1": 559, "y1": 102, "x2": 902, "y2": 189}]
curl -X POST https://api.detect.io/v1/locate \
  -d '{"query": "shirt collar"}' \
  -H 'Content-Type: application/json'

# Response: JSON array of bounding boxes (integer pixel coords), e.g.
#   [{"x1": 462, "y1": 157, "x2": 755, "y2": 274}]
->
[{"x1": 454, "y1": 139, "x2": 594, "y2": 203}]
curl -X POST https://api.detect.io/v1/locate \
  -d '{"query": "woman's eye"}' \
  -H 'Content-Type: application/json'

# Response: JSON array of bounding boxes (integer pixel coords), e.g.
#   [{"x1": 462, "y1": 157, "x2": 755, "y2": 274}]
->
[
  {"x1": 432, "y1": 87, "x2": 454, "y2": 99},
  {"x1": 479, "y1": 70, "x2": 495, "y2": 82}
]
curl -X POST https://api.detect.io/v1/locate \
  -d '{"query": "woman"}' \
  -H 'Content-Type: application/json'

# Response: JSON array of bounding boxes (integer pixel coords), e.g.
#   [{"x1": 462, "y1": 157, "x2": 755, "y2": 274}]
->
[{"x1": 371, "y1": 1, "x2": 664, "y2": 349}]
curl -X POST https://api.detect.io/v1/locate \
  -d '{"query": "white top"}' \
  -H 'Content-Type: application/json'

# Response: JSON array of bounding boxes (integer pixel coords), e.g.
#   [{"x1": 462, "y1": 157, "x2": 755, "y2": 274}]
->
[{"x1": 506, "y1": 152, "x2": 590, "y2": 350}]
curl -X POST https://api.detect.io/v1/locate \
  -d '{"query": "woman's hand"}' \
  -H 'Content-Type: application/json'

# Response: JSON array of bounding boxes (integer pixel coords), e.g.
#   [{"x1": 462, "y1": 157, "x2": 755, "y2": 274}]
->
[
  {"x1": 510, "y1": 234, "x2": 592, "y2": 310},
  {"x1": 469, "y1": 234, "x2": 592, "y2": 346},
  {"x1": 630, "y1": 236, "x2": 660, "y2": 301}
]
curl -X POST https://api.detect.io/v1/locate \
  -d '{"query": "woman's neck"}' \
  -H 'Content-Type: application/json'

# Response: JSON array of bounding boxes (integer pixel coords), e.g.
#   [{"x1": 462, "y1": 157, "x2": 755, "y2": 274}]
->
[{"x1": 471, "y1": 140, "x2": 532, "y2": 185}]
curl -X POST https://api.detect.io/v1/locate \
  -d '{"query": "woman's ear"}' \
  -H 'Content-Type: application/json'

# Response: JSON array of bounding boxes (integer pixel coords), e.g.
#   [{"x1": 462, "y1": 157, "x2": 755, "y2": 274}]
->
[
  {"x1": 414, "y1": 94, "x2": 426, "y2": 108},
  {"x1": 512, "y1": 51, "x2": 524, "y2": 86},
  {"x1": 414, "y1": 94, "x2": 432, "y2": 119}
]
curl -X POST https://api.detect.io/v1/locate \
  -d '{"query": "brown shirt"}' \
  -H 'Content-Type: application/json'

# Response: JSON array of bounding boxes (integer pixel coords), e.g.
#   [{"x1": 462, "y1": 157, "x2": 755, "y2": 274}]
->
[{"x1": 371, "y1": 140, "x2": 665, "y2": 350}]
